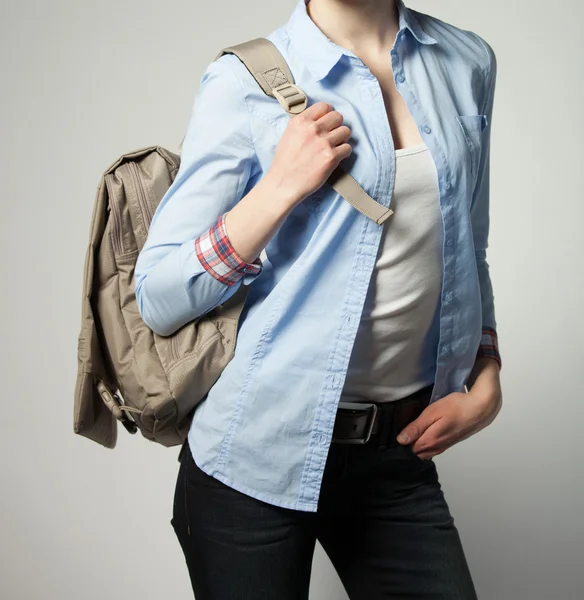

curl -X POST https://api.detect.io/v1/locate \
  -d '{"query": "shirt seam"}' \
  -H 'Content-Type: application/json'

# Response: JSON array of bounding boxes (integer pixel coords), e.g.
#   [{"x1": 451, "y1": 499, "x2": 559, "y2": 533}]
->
[
  {"x1": 467, "y1": 31, "x2": 493, "y2": 114},
  {"x1": 223, "y1": 58, "x2": 260, "y2": 176}
]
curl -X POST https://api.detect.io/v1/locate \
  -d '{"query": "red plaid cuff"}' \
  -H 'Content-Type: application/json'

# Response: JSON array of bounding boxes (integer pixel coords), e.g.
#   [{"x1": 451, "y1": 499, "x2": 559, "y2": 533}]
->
[
  {"x1": 477, "y1": 326, "x2": 501, "y2": 370},
  {"x1": 195, "y1": 212, "x2": 262, "y2": 286}
]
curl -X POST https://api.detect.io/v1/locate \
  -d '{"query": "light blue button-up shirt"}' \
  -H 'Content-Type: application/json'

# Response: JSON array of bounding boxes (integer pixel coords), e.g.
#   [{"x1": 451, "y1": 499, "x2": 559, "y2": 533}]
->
[{"x1": 135, "y1": 0, "x2": 498, "y2": 511}]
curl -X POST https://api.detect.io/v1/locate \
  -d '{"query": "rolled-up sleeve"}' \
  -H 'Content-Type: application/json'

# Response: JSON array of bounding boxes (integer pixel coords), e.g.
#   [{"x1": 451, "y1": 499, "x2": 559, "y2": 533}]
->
[
  {"x1": 470, "y1": 36, "x2": 501, "y2": 369},
  {"x1": 134, "y1": 55, "x2": 263, "y2": 337}
]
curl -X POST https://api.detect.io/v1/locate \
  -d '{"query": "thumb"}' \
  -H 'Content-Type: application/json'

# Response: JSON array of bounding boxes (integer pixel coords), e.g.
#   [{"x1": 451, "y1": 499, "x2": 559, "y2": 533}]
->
[{"x1": 396, "y1": 420, "x2": 422, "y2": 445}]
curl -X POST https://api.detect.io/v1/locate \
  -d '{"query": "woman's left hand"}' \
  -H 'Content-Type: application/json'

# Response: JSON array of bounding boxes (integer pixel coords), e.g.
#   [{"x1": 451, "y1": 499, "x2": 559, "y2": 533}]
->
[{"x1": 396, "y1": 359, "x2": 503, "y2": 460}]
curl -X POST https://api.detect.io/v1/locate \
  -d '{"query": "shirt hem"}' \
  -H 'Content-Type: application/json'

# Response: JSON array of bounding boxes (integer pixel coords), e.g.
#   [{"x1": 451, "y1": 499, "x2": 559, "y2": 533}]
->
[{"x1": 187, "y1": 437, "x2": 319, "y2": 513}]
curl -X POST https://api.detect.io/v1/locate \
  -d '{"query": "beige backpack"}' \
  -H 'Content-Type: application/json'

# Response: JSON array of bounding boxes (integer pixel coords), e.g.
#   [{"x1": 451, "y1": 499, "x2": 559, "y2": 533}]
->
[{"x1": 73, "y1": 37, "x2": 393, "y2": 450}]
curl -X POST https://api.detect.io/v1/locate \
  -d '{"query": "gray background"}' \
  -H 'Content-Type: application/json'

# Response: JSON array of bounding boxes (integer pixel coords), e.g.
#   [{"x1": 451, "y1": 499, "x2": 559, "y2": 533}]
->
[{"x1": 1, "y1": 0, "x2": 583, "y2": 598}]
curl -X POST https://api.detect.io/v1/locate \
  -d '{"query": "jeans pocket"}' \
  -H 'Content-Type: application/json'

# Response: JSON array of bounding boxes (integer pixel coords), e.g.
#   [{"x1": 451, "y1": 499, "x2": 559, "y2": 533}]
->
[{"x1": 402, "y1": 442, "x2": 433, "y2": 463}]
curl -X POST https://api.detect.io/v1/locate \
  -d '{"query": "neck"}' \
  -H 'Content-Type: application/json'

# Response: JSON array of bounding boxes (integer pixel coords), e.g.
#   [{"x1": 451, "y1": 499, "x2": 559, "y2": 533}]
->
[{"x1": 306, "y1": 0, "x2": 400, "y2": 57}]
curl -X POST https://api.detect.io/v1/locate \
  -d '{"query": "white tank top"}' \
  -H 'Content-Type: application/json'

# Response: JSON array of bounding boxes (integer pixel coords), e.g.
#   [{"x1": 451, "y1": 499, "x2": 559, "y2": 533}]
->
[{"x1": 339, "y1": 142, "x2": 443, "y2": 403}]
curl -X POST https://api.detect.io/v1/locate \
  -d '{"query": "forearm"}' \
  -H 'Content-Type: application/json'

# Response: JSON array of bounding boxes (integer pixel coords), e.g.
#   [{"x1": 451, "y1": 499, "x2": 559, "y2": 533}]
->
[
  {"x1": 135, "y1": 240, "x2": 241, "y2": 336},
  {"x1": 466, "y1": 356, "x2": 502, "y2": 413},
  {"x1": 137, "y1": 175, "x2": 301, "y2": 335},
  {"x1": 223, "y1": 172, "x2": 303, "y2": 264}
]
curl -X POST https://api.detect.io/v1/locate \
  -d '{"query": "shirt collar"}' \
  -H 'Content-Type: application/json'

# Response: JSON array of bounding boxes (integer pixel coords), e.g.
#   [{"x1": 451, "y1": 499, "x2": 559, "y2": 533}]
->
[
  {"x1": 284, "y1": 0, "x2": 437, "y2": 82},
  {"x1": 395, "y1": 0, "x2": 438, "y2": 47}
]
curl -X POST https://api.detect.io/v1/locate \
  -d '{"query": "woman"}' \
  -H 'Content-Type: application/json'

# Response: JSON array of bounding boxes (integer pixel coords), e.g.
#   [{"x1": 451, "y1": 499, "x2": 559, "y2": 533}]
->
[{"x1": 135, "y1": 0, "x2": 503, "y2": 598}]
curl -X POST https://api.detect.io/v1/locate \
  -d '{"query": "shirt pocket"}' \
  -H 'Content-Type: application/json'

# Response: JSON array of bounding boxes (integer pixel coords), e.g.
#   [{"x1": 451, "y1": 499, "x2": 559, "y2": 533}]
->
[{"x1": 455, "y1": 114, "x2": 488, "y2": 182}]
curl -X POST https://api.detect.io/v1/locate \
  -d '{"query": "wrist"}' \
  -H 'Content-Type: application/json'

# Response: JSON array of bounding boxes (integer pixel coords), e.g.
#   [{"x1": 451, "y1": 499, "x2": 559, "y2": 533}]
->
[{"x1": 262, "y1": 170, "x2": 305, "y2": 210}]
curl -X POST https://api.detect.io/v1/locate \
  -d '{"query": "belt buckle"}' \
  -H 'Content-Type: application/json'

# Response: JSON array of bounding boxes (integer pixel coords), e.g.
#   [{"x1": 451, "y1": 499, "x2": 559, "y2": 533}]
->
[{"x1": 333, "y1": 401, "x2": 378, "y2": 444}]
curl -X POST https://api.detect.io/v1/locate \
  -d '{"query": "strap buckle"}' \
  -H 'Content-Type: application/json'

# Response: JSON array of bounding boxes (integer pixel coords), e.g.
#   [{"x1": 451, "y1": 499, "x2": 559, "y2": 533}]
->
[
  {"x1": 272, "y1": 82, "x2": 308, "y2": 114},
  {"x1": 96, "y1": 380, "x2": 138, "y2": 435},
  {"x1": 332, "y1": 401, "x2": 378, "y2": 444}
]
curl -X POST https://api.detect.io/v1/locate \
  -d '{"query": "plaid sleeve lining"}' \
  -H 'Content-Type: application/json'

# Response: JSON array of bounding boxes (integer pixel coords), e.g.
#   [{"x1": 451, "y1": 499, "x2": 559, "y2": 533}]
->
[
  {"x1": 194, "y1": 212, "x2": 262, "y2": 286},
  {"x1": 477, "y1": 326, "x2": 501, "y2": 370}
]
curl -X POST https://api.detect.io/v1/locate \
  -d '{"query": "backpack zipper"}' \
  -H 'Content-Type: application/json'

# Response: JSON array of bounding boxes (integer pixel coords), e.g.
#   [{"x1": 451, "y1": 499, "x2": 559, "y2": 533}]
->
[
  {"x1": 105, "y1": 174, "x2": 124, "y2": 255},
  {"x1": 127, "y1": 161, "x2": 182, "y2": 361},
  {"x1": 171, "y1": 333, "x2": 180, "y2": 362},
  {"x1": 127, "y1": 162, "x2": 154, "y2": 229}
]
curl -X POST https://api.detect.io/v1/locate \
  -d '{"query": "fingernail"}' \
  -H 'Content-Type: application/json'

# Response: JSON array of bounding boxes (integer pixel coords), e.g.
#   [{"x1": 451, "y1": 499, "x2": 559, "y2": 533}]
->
[{"x1": 397, "y1": 433, "x2": 409, "y2": 443}]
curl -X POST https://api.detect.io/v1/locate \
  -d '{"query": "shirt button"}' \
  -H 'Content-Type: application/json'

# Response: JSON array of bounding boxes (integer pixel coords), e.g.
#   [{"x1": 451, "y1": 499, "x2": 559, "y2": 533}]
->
[
  {"x1": 445, "y1": 292, "x2": 453, "y2": 302},
  {"x1": 423, "y1": 125, "x2": 432, "y2": 134},
  {"x1": 441, "y1": 345, "x2": 450, "y2": 355},
  {"x1": 397, "y1": 73, "x2": 405, "y2": 83},
  {"x1": 444, "y1": 181, "x2": 451, "y2": 191},
  {"x1": 445, "y1": 239, "x2": 453, "y2": 248}
]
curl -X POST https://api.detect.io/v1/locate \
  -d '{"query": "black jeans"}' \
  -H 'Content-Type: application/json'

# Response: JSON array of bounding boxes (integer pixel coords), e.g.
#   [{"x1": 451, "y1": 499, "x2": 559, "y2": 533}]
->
[{"x1": 171, "y1": 437, "x2": 478, "y2": 599}]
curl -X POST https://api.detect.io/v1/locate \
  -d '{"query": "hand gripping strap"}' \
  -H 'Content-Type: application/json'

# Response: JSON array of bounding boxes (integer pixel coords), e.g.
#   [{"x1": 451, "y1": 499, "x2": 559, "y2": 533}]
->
[{"x1": 214, "y1": 38, "x2": 394, "y2": 225}]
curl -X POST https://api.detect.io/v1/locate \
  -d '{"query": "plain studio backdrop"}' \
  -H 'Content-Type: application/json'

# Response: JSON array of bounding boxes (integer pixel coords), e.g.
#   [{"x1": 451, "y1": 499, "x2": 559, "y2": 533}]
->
[{"x1": 1, "y1": 0, "x2": 582, "y2": 598}]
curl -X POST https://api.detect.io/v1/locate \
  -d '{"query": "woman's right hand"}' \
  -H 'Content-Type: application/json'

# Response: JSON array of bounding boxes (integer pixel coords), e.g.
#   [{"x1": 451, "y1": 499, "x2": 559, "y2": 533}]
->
[{"x1": 264, "y1": 102, "x2": 353, "y2": 207}]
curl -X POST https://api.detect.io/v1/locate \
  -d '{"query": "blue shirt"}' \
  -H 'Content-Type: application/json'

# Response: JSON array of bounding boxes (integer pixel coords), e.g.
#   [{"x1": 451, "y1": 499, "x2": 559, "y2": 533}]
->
[{"x1": 134, "y1": 0, "x2": 498, "y2": 511}]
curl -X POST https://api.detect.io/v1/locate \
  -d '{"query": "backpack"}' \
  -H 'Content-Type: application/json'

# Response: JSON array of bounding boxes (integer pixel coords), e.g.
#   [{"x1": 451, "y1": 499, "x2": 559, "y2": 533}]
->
[{"x1": 73, "y1": 37, "x2": 393, "y2": 451}]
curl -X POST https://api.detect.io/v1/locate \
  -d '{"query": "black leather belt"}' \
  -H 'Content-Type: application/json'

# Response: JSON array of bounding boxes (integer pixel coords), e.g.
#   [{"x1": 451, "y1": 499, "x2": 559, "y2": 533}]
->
[{"x1": 331, "y1": 384, "x2": 433, "y2": 450}]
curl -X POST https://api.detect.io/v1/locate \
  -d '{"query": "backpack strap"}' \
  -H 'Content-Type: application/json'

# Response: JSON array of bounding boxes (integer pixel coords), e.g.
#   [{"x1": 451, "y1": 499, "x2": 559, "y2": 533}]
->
[
  {"x1": 216, "y1": 38, "x2": 308, "y2": 115},
  {"x1": 215, "y1": 38, "x2": 394, "y2": 226}
]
